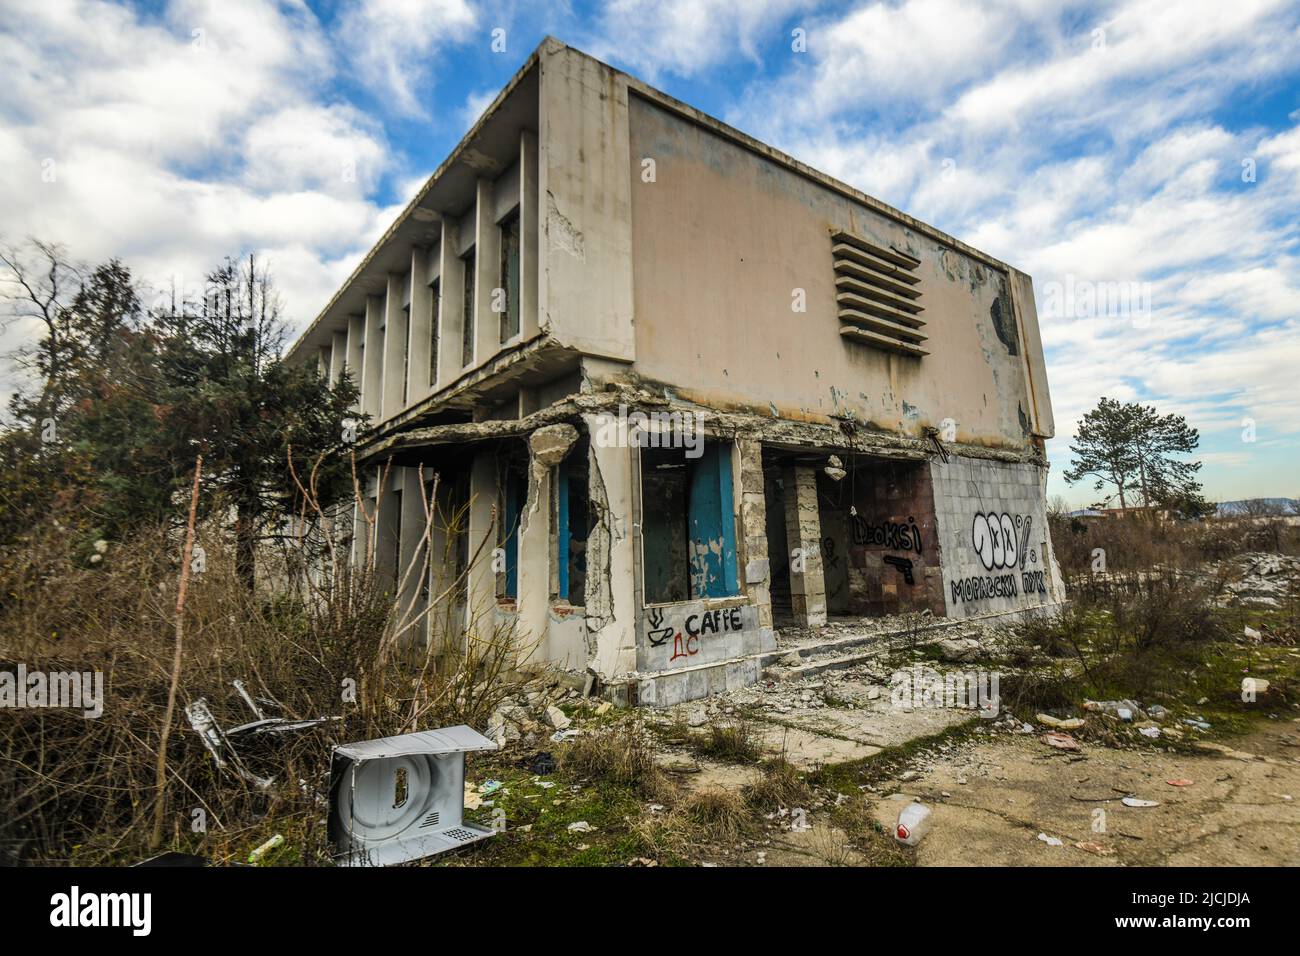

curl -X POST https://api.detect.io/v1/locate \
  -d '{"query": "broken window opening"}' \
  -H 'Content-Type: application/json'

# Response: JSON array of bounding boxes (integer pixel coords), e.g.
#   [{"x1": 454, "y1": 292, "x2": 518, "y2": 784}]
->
[
  {"x1": 553, "y1": 440, "x2": 590, "y2": 605},
  {"x1": 498, "y1": 211, "x2": 521, "y2": 343},
  {"x1": 428, "y1": 277, "x2": 440, "y2": 387},
  {"x1": 461, "y1": 249, "x2": 476, "y2": 367},
  {"x1": 641, "y1": 441, "x2": 738, "y2": 604},
  {"x1": 499, "y1": 461, "x2": 527, "y2": 601},
  {"x1": 401, "y1": 303, "x2": 410, "y2": 405}
]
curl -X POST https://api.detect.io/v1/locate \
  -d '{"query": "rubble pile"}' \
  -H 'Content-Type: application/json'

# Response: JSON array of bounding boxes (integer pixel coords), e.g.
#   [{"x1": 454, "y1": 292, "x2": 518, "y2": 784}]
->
[{"x1": 1216, "y1": 552, "x2": 1300, "y2": 609}]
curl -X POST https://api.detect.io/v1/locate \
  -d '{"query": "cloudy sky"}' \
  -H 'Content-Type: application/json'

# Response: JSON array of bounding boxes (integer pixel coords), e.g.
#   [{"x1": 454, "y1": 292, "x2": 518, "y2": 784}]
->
[{"x1": 2, "y1": 0, "x2": 1297, "y2": 505}]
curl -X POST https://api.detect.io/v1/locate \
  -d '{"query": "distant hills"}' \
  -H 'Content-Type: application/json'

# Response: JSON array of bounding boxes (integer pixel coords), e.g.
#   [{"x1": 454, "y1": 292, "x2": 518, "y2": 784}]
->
[{"x1": 1216, "y1": 498, "x2": 1298, "y2": 517}]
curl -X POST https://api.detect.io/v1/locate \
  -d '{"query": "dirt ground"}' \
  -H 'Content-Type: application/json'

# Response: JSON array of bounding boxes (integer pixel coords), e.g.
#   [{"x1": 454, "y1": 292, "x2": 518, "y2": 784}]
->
[{"x1": 862, "y1": 721, "x2": 1300, "y2": 866}]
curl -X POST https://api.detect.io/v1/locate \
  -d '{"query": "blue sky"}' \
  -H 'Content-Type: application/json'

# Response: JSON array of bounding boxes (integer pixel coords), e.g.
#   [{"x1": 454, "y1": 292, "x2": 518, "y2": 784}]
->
[{"x1": 2, "y1": 0, "x2": 1298, "y2": 506}]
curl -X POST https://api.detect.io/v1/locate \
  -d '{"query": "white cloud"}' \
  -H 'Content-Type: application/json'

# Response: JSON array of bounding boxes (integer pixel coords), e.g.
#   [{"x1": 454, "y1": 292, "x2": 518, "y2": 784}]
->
[
  {"x1": 583, "y1": 0, "x2": 808, "y2": 80},
  {"x1": 0, "y1": 0, "x2": 397, "y2": 362},
  {"x1": 333, "y1": 0, "x2": 478, "y2": 116}
]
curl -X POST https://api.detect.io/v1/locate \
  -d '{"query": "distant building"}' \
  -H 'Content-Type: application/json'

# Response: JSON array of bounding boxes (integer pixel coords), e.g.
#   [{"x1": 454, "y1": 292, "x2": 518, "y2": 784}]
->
[{"x1": 287, "y1": 39, "x2": 1065, "y2": 705}]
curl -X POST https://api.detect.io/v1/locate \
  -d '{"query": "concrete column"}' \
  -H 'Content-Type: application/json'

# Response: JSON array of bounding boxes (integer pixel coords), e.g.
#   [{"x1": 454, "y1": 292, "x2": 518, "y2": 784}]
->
[
  {"x1": 584, "y1": 412, "x2": 638, "y2": 679},
  {"x1": 360, "y1": 295, "x2": 384, "y2": 421},
  {"x1": 520, "y1": 129, "x2": 539, "y2": 340},
  {"x1": 437, "y1": 217, "x2": 465, "y2": 388},
  {"x1": 465, "y1": 451, "x2": 498, "y2": 640},
  {"x1": 345, "y1": 314, "x2": 364, "y2": 410},
  {"x1": 783, "y1": 465, "x2": 827, "y2": 627},
  {"x1": 381, "y1": 272, "x2": 408, "y2": 419},
  {"x1": 737, "y1": 440, "x2": 773, "y2": 628},
  {"x1": 329, "y1": 330, "x2": 346, "y2": 386},
  {"x1": 474, "y1": 176, "x2": 500, "y2": 366},
  {"x1": 407, "y1": 246, "x2": 434, "y2": 405},
  {"x1": 516, "y1": 451, "x2": 551, "y2": 665}
]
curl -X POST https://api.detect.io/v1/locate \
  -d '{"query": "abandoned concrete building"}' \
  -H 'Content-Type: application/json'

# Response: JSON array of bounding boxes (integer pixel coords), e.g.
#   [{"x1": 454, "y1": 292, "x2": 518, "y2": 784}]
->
[{"x1": 287, "y1": 38, "x2": 1064, "y2": 707}]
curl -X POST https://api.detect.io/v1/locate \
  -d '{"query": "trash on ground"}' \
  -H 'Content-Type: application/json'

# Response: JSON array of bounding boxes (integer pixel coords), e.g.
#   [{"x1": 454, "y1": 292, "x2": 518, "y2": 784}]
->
[
  {"x1": 1042, "y1": 732, "x2": 1082, "y2": 752},
  {"x1": 248, "y1": 834, "x2": 284, "y2": 865},
  {"x1": 329, "y1": 725, "x2": 498, "y2": 867},
  {"x1": 895, "y1": 802, "x2": 932, "y2": 846},
  {"x1": 1037, "y1": 832, "x2": 1063, "y2": 846},
  {"x1": 567, "y1": 820, "x2": 595, "y2": 833},
  {"x1": 1122, "y1": 796, "x2": 1160, "y2": 808}
]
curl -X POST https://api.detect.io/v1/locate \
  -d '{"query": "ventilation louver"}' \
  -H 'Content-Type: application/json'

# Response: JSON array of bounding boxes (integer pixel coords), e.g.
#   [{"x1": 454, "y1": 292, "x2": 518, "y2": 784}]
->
[{"x1": 831, "y1": 231, "x2": 927, "y2": 357}]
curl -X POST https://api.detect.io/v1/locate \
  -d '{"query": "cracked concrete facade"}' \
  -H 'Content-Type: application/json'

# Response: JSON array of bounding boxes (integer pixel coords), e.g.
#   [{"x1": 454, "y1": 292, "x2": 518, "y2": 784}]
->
[{"x1": 288, "y1": 38, "x2": 1064, "y2": 706}]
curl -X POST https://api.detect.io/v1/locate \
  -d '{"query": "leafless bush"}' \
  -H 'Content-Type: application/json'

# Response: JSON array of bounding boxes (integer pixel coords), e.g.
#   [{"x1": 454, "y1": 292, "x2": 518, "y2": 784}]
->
[{"x1": 0, "y1": 454, "x2": 531, "y2": 865}]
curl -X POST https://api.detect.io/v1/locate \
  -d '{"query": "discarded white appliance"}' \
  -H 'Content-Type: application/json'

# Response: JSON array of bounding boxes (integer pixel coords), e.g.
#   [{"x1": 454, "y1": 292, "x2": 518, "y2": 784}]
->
[{"x1": 328, "y1": 724, "x2": 498, "y2": 866}]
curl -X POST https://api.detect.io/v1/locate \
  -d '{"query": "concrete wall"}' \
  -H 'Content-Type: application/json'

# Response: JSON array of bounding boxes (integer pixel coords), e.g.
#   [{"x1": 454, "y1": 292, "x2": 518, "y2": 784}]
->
[
  {"x1": 624, "y1": 93, "x2": 1050, "y2": 452},
  {"x1": 537, "y1": 41, "x2": 636, "y2": 363},
  {"x1": 929, "y1": 456, "x2": 1065, "y2": 619}
]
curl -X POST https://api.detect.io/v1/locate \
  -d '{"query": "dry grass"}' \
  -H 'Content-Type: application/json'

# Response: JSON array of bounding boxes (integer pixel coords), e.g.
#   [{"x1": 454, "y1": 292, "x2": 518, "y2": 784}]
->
[
  {"x1": 559, "y1": 719, "x2": 672, "y2": 801},
  {"x1": 678, "y1": 787, "x2": 750, "y2": 842},
  {"x1": 694, "y1": 718, "x2": 763, "y2": 763},
  {"x1": 742, "y1": 757, "x2": 812, "y2": 811},
  {"x1": 0, "y1": 463, "x2": 527, "y2": 866}
]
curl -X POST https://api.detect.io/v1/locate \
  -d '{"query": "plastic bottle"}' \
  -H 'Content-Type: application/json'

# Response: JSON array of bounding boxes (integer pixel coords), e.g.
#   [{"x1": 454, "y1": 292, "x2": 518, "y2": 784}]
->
[{"x1": 895, "y1": 802, "x2": 932, "y2": 846}]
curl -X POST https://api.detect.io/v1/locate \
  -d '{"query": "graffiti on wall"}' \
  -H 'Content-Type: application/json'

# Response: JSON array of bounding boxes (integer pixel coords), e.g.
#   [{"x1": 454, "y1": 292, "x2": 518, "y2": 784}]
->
[
  {"x1": 883, "y1": 555, "x2": 915, "y2": 585},
  {"x1": 643, "y1": 603, "x2": 760, "y2": 666},
  {"x1": 851, "y1": 514, "x2": 923, "y2": 554},
  {"x1": 954, "y1": 512, "x2": 1047, "y2": 605}
]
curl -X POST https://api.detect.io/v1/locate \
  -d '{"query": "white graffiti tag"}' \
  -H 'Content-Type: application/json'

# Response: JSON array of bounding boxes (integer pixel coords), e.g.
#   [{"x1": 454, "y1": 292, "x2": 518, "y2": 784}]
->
[{"x1": 971, "y1": 512, "x2": 1021, "y2": 571}]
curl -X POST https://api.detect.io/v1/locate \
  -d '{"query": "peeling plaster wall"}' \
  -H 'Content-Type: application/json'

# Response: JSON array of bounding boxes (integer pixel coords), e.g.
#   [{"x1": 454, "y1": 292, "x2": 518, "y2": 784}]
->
[
  {"x1": 930, "y1": 456, "x2": 1065, "y2": 619},
  {"x1": 625, "y1": 93, "x2": 1049, "y2": 451},
  {"x1": 582, "y1": 412, "x2": 638, "y2": 679}
]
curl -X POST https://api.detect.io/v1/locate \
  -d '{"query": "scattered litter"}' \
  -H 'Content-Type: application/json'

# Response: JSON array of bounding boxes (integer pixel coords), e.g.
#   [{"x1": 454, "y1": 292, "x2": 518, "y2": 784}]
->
[
  {"x1": 523, "y1": 751, "x2": 556, "y2": 775},
  {"x1": 550, "y1": 729, "x2": 581, "y2": 743},
  {"x1": 478, "y1": 779, "x2": 503, "y2": 795},
  {"x1": 1139, "y1": 727, "x2": 1161, "y2": 738},
  {"x1": 1182, "y1": 718, "x2": 1212, "y2": 731},
  {"x1": 756, "y1": 852, "x2": 767, "y2": 864},
  {"x1": 1040, "y1": 712, "x2": 1092, "y2": 728},
  {"x1": 1122, "y1": 797, "x2": 1159, "y2": 808},
  {"x1": 1042, "y1": 732, "x2": 1082, "y2": 752},
  {"x1": 1037, "y1": 832, "x2": 1063, "y2": 847},
  {"x1": 537, "y1": 780, "x2": 555, "y2": 789},
  {"x1": 567, "y1": 821, "x2": 595, "y2": 833},
  {"x1": 895, "y1": 802, "x2": 932, "y2": 846},
  {"x1": 1074, "y1": 841, "x2": 1116, "y2": 856},
  {"x1": 247, "y1": 834, "x2": 283, "y2": 865},
  {"x1": 1166, "y1": 779, "x2": 1194, "y2": 787}
]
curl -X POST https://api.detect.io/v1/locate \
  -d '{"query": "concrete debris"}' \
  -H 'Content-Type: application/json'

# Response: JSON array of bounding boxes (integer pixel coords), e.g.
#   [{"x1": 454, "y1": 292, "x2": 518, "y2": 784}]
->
[{"x1": 545, "y1": 704, "x2": 572, "y2": 730}]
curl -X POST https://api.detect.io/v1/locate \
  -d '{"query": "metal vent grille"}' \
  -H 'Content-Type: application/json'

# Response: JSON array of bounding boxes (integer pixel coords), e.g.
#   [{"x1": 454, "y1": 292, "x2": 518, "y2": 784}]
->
[
  {"x1": 831, "y1": 231, "x2": 928, "y2": 357},
  {"x1": 442, "y1": 827, "x2": 478, "y2": 842},
  {"x1": 418, "y1": 811, "x2": 441, "y2": 829}
]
